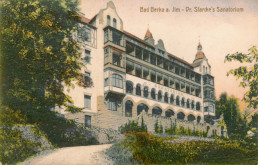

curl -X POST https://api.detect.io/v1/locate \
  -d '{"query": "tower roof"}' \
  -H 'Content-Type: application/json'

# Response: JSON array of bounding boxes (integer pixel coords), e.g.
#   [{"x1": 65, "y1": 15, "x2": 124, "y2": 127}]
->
[
  {"x1": 194, "y1": 42, "x2": 206, "y2": 61},
  {"x1": 144, "y1": 29, "x2": 153, "y2": 39}
]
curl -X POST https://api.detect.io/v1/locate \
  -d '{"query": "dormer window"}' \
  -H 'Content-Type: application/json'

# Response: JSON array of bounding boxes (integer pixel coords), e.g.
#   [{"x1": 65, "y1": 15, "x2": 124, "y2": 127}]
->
[
  {"x1": 107, "y1": 15, "x2": 111, "y2": 26},
  {"x1": 113, "y1": 18, "x2": 117, "y2": 28}
]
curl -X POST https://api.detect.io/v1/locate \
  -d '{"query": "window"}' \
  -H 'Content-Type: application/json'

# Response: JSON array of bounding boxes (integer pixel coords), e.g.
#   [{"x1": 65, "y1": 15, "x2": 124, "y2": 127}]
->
[
  {"x1": 150, "y1": 54, "x2": 156, "y2": 65},
  {"x1": 181, "y1": 97, "x2": 185, "y2": 107},
  {"x1": 170, "y1": 94, "x2": 174, "y2": 104},
  {"x1": 113, "y1": 18, "x2": 117, "y2": 28},
  {"x1": 77, "y1": 26, "x2": 91, "y2": 42},
  {"x1": 85, "y1": 115, "x2": 91, "y2": 128},
  {"x1": 151, "y1": 88, "x2": 156, "y2": 99},
  {"x1": 85, "y1": 28, "x2": 91, "y2": 42},
  {"x1": 107, "y1": 98, "x2": 117, "y2": 111},
  {"x1": 104, "y1": 78, "x2": 109, "y2": 87},
  {"x1": 164, "y1": 92, "x2": 168, "y2": 103},
  {"x1": 107, "y1": 15, "x2": 111, "y2": 25},
  {"x1": 126, "y1": 81, "x2": 133, "y2": 94},
  {"x1": 84, "y1": 50, "x2": 91, "y2": 63},
  {"x1": 191, "y1": 100, "x2": 195, "y2": 109},
  {"x1": 150, "y1": 71, "x2": 156, "y2": 83},
  {"x1": 112, "y1": 31, "x2": 122, "y2": 46},
  {"x1": 196, "y1": 102, "x2": 201, "y2": 111},
  {"x1": 126, "y1": 60, "x2": 134, "y2": 74},
  {"x1": 143, "y1": 86, "x2": 149, "y2": 98},
  {"x1": 113, "y1": 54, "x2": 121, "y2": 66},
  {"x1": 125, "y1": 101, "x2": 133, "y2": 117},
  {"x1": 187, "y1": 99, "x2": 190, "y2": 108},
  {"x1": 175, "y1": 81, "x2": 180, "y2": 90},
  {"x1": 136, "y1": 84, "x2": 141, "y2": 96},
  {"x1": 84, "y1": 95, "x2": 91, "y2": 108},
  {"x1": 112, "y1": 74, "x2": 123, "y2": 88},
  {"x1": 135, "y1": 64, "x2": 142, "y2": 78},
  {"x1": 158, "y1": 90, "x2": 162, "y2": 101},
  {"x1": 176, "y1": 96, "x2": 180, "y2": 106}
]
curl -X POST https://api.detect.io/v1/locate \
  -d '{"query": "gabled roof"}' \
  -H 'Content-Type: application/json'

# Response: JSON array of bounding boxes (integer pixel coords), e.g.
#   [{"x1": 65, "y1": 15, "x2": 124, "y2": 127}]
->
[
  {"x1": 144, "y1": 29, "x2": 153, "y2": 39},
  {"x1": 191, "y1": 60, "x2": 202, "y2": 67},
  {"x1": 77, "y1": 15, "x2": 97, "y2": 29},
  {"x1": 124, "y1": 30, "x2": 155, "y2": 49}
]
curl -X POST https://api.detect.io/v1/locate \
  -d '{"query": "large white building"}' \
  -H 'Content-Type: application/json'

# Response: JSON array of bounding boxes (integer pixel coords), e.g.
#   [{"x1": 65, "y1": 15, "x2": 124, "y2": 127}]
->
[{"x1": 59, "y1": 1, "x2": 224, "y2": 136}]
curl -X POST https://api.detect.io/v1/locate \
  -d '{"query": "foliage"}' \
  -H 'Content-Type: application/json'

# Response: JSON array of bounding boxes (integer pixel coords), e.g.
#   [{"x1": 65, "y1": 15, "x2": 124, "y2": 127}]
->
[
  {"x1": 0, "y1": 0, "x2": 84, "y2": 116},
  {"x1": 165, "y1": 123, "x2": 208, "y2": 137},
  {"x1": 0, "y1": 129, "x2": 41, "y2": 165},
  {"x1": 105, "y1": 143, "x2": 140, "y2": 164},
  {"x1": 118, "y1": 132, "x2": 257, "y2": 164},
  {"x1": 248, "y1": 113, "x2": 258, "y2": 130},
  {"x1": 0, "y1": 104, "x2": 27, "y2": 126},
  {"x1": 119, "y1": 120, "x2": 147, "y2": 134},
  {"x1": 216, "y1": 93, "x2": 248, "y2": 139},
  {"x1": 225, "y1": 46, "x2": 258, "y2": 108},
  {"x1": 30, "y1": 109, "x2": 98, "y2": 147},
  {"x1": 65, "y1": 105, "x2": 83, "y2": 113},
  {"x1": 154, "y1": 121, "x2": 163, "y2": 134}
]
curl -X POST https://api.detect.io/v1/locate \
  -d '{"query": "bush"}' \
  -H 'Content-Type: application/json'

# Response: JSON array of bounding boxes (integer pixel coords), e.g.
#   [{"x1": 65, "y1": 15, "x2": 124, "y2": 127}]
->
[
  {"x1": 119, "y1": 119, "x2": 147, "y2": 134},
  {"x1": 154, "y1": 122, "x2": 163, "y2": 134},
  {"x1": 105, "y1": 143, "x2": 139, "y2": 164},
  {"x1": 0, "y1": 129, "x2": 41, "y2": 164},
  {"x1": 119, "y1": 133, "x2": 258, "y2": 164},
  {"x1": 165, "y1": 124, "x2": 208, "y2": 137}
]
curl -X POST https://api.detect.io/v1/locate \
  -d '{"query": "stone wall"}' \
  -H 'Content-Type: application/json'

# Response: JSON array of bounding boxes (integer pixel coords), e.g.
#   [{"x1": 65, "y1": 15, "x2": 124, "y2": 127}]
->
[
  {"x1": 91, "y1": 96, "x2": 222, "y2": 137},
  {"x1": 11, "y1": 125, "x2": 52, "y2": 151}
]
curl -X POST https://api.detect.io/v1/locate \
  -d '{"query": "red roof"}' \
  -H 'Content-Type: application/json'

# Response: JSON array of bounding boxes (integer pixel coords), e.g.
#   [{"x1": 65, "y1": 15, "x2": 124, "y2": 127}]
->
[
  {"x1": 124, "y1": 30, "x2": 155, "y2": 48},
  {"x1": 195, "y1": 51, "x2": 206, "y2": 61},
  {"x1": 144, "y1": 29, "x2": 153, "y2": 39}
]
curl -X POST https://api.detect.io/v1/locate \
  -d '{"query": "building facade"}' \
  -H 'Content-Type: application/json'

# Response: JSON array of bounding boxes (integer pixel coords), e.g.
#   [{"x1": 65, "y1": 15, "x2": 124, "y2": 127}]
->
[{"x1": 58, "y1": 1, "x2": 225, "y2": 137}]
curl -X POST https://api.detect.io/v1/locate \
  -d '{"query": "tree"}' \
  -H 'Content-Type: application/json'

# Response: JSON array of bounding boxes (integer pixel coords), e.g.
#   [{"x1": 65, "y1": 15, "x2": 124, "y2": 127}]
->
[
  {"x1": 248, "y1": 113, "x2": 258, "y2": 130},
  {"x1": 216, "y1": 93, "x2": 248, "y2": 139},
  {"x1": 225, "y1": 46, "x2": 258, "y2": 109},
  {"x1": 0, "y1": 0, "x2": 83, "y2": 116}
]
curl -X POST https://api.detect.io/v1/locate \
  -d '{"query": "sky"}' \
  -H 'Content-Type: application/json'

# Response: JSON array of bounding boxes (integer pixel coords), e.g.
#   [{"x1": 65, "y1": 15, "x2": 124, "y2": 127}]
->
[{"x1": 80, "y1": 0, "x2": 258, "y2": 102}]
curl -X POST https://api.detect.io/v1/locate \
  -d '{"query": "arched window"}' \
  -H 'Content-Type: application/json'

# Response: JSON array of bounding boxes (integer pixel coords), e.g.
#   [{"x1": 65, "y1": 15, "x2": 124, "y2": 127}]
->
[
  {"x1": 177, "y1": 112, "x2": 185, "y2": 120},
  {"x1": 152, "y1": 106, "x2": 162, "y2": 116},
  {"x1": 107, "y1": 98, "x2": 117, "y2": 111},
  {"x1": 186, "y1": 99, "x2": 190, "y2": 108},
  {"x1": 196, "y1": 102, "x2": 201, "y2": 111},
  {"x1": 151, "y1": 88, "x2": 156, "y2": 99},
  {"x1": 112, "y1": 74, "x2": 123, "y2": 88},
  {"x1": 187, "y1": 114, "x2": 196, "y2": 121},
  {"x1": 165, "y1": 109, "x2": 174, "y2": 118},
  {"x1": 126, "y1": 81, "x2": 133, "y2": 94},
  {"x1": 197, "y1": 116, "x2": 201, "y2": 123},
  {"x1": 158, "y1": 90, "x2": 162, "y2": 101},
  {"x1": 191, "y1": 100, "x2": 195, "y2": 109},
  {"x1": 107, "y1": 15, "x2": 111, "y2": 25},
  {"x1": 136, "y1": 84, "x2": 141, "y2": 96},
  {"x1": 170, "y1": 94, "x2": 174, "y2": 104},
  {"x1": 143, "y1": 86, "x2": 149, "y2": 98},
  {"x1": 125, "y1": 100, "x2": 133, "y2": 117},
  {"x1": 176, "y1": 96, "x2": 180, "y2": 106},
  {"x1": 164, "y1": 92, "x2": 168, "y2": 103},
  {"x1": 137, "y1": 103, "x2": 149, "y2": 115},
  {"x1": 181, "y1": 97, "x2": 185, "y2": 107},
  {"x1": 113, "y1": 18, "x2": 117, "y2": 28}
]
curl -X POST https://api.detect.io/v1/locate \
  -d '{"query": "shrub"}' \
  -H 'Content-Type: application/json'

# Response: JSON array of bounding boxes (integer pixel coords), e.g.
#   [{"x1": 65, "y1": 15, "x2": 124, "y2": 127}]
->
[
  {"x1": 0, "y1": 129, "x2": 41, "y2": 164},
  {"x1": 119, "y1": 119, "x2": 147, "y2": 134},
  {"x1": 120, "y1": 133, "x2": 258, "y2": 164},
  {"x1": 154, "y1": 122, "x2": 163, "y2": 134},
  {"x1": 165, "y1": 124, "x2": 208, "y2": 137}
]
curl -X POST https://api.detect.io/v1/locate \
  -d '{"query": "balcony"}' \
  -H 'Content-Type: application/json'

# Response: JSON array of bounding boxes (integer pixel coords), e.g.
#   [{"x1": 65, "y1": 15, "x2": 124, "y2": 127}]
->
[{"x1": 104, "y1": 74, "x2": 126, "y2": 99}]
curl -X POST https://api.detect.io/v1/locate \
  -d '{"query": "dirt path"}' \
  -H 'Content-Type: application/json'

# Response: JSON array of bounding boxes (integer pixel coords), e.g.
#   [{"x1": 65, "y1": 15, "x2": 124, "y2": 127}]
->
[{"x1": 23, "y1": 144, "x2": 113, "y2": 165}]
